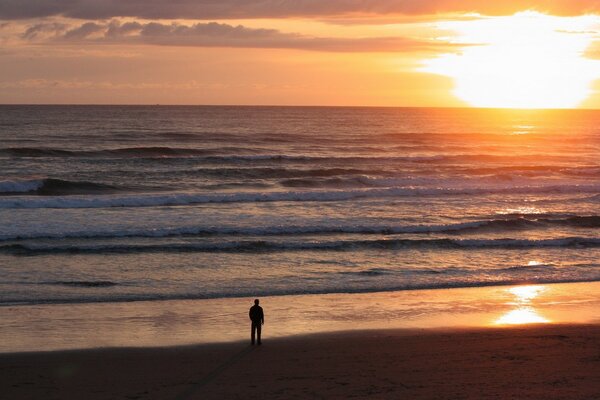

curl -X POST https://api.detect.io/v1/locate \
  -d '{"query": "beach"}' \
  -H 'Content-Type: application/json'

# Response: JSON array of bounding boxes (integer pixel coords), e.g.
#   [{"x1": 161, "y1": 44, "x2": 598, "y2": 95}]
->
[
  {"x1": 3, "y1": 106, "x2": 600, "y2": 398},
  {"x1": 4, "y1": 1, "x2": 600, "y2": 396},
  {"x1": 4, "y1": 324, "x2": 600, "y2": 399},
  {"x1": 2, "y1": 281, "x2": 600, "y2": 398}
]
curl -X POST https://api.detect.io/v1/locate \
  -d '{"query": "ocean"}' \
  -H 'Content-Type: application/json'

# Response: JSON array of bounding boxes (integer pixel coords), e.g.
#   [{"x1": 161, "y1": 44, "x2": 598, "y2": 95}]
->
[{"x1": 2, "y1": 105, "x2": 600, "y2": 306}]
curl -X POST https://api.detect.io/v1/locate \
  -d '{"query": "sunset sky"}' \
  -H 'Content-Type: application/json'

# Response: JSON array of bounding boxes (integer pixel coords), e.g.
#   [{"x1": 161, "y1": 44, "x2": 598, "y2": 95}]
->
[{"x1": 3, "y1": 1, "x2": 600, "y2": 108}]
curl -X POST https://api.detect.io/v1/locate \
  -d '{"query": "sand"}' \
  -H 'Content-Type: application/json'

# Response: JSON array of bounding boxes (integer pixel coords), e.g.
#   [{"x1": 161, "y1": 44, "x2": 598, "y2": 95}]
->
[{"x1": 3, "y1": 324, "x2": 600, "y2": 399}]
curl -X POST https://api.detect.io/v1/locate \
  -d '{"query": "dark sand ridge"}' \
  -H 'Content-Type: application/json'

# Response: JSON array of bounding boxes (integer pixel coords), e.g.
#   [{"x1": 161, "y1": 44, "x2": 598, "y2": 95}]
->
[{"x1": 3, "y1": 324, "x2": 600, "y2": 399}]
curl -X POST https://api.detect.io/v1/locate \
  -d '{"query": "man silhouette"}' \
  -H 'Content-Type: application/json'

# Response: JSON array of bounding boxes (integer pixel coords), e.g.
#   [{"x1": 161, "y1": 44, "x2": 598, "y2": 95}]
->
[{"x1": 249, "y1": 299, "x2": 264, "y2": 345}]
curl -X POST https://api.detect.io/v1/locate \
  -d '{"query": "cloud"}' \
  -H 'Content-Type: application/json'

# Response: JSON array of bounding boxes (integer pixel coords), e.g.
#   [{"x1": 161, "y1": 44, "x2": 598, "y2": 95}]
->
[
  {"x1": 2, "y1": 0, "x2": 600, "y2": 20},
  {"x1": 0, "y1": 78, "x2": 212, "y2": 90},
  {"x1": 21, "y1": 22, "x2": 68, "y2": 40},
  {"x1": 63, "y1": 21, "x2": 103, "y2": 39},
  {"x1": 21, "y1": 20, "x2": 464, "y2": 53}
]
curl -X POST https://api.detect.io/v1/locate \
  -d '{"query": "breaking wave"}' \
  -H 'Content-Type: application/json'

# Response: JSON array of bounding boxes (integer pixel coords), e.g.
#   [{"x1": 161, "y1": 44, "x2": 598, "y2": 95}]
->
[
  {"x1": 3, "y1": 236, "x2": 600, "y2": 255},
  {"x1": 0, "y1": 147, "x2": 577, "y2": 164},
  {"x1": 0, "y1": 146, "x2": 219, "y2": 158},
  {"x1": 1, "y1": 184, "x2": 600, "y2": 209},
  {"x1": 0, "y1": 178, "x2": 122, "y2": 195},
  {"x1": 2, "y1": 215, "x2": 599, "y2": 241}
]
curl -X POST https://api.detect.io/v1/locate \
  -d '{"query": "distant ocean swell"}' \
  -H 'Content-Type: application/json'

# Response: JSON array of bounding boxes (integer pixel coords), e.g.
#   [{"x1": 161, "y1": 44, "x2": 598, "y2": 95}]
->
[
  {"x1": 4, "y1": 237, "x2": 600, "y2": 255},
  {"x1": 0, "y1": 146, "x2": 578, "y2": 164},
  {"x1": 178, "y1": 165, "x2": 600, "y2": 179},
  {"x1": 2, "y1": 184, "x2": 600, "y2": 208},
  {"x1": 2, "y1": 166, "x2": 599, "y2": 197},
  {"x1": 0, "y1": 146, "x2": 224, "y2": 158},
  {"x1": 1, "y1": 215, "x2": 599, "y2": 241},
  {"x1": 3, "y1": 174, "x2": 599, "y2": 197}
]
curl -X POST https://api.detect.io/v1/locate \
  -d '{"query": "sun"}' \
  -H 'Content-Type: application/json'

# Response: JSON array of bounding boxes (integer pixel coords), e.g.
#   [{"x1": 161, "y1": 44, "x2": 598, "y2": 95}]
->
[{"x1": 421, "y1": 12, "x2": 600, "y2": 109}]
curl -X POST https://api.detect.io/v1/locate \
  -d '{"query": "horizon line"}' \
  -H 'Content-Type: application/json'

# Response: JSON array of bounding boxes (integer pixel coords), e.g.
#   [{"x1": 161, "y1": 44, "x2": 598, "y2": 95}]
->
[{"x1": 1, "y1": 103, "x2": 599, "y2": 111}]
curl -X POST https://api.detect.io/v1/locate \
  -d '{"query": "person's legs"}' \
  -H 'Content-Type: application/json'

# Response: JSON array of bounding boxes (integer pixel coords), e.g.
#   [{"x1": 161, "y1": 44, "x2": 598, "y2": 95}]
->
[
  {"x1": 257, "y1": 323, "x2": 262, "y2": 345},
  {"x1": 251, "y1": 322, "x2": 256, "y2": 345}
]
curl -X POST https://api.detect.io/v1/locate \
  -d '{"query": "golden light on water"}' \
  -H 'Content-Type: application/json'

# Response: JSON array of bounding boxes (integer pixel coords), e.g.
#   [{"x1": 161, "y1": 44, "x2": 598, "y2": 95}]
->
[
  {"x1": 495, "y1": 284, "x2": 550, "y2": 325},
  {"x1": 508, "y1": 284, "x2": 544, "y2": 301},
  {"x1": 422, "y1": 12, "x2": 600, "y2": 109},
  {"x1": 497, "y1": 207, "x2": 544, "y2": 215},
  {"x1": 527, "y1": 260, "x2": 543, "y2": 267},
  {"x1": 496, "y1": 308, "x2": 550, "y2": 325}
]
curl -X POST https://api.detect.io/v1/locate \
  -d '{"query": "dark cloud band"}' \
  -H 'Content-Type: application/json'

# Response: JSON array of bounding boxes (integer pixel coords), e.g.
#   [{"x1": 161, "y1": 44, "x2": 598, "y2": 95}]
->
[
  {"x1": 19, "y1": 20, "x2": 464, "y2": 53},
  {"x1": 2, "y1": 0, "x2": 600, "y2": 20}
]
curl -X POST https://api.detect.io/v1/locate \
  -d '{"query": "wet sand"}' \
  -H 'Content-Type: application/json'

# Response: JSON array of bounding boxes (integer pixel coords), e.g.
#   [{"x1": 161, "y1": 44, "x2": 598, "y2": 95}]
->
[
  {"x1": 3, "y1": 281, "x2": 600, "y2": 353},
  {"x1": 3, "y1": 324, "x2": 600, "y2": 399}
]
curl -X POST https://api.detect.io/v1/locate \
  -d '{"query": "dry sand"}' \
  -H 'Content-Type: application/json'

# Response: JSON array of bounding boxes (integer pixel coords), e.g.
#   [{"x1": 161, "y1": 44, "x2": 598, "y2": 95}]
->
[{"x1": 3, "y1": 324, "x2": 600, "y2": 399}]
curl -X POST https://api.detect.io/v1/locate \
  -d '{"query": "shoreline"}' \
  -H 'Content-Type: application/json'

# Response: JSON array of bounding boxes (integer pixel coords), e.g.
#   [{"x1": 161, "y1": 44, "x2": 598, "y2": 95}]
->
[
  {"x1": 2, "y1": 280, "x2": 600, "y2": 353},
  {"x1": 5, "y1": 276, "x2": 600, "y2": 308},
  {"x1": 4, "y1": 324, "x2": 600, "y2": 399}
]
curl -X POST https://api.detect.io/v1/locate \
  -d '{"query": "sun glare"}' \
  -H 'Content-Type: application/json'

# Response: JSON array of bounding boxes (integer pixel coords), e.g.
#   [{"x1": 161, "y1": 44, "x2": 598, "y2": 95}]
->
[
  {"x1": 422, "y1": 12, "x2": 600, "y2": 109},
  {"x1": 496, "y1": 308, "x2": 549, "y2": 325},
  {"x1": 495, "y1": 285, "x2": 550, "y2": 325}
]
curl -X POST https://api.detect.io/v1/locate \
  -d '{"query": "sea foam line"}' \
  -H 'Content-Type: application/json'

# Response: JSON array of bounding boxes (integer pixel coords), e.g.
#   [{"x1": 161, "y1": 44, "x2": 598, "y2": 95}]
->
[
  {"x1": 2, "y1": 215, "x2": 599, "y2": 241},
  {"x1": 4, "y1": 276, "x2": 600, "y2": 307},
  {"x1": 4, "y1": 236, "x2": 600, "y2": 255},
  {"x1": 2, "y1": 183, "x2": 600, "y2": 209}
]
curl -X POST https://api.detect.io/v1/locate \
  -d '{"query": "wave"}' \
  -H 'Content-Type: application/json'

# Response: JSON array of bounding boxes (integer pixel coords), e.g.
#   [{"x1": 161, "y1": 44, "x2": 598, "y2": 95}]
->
[
  {"x1": 340, "y1": 268, "x2": 392, "y2": 277},
  {"x1": 0, "y1": 178, "x2": 122, "y2": 195},
  {"x1": 277, "y1": 174, "x2": 562, "y2": 189},
  {"x1": 0, "y1": 147, "x2": 420, "y2": 161},
  {"x1": 453, "y1": 165, "x2": 600, "y2": 177},
  {"x1": 0, "y1": 147, "x2": 577, "y2": 164},
  {"x1": 584, "y1": 194, "x2": 600, "y2": 202},
  {"x1": 171, "y1": 165, "x2": 600, "y2": 190},
  {"x1": 0, "y1": 146, "x2": 220, "y2": 158},
  {"x1": 43, "y1": 281, "x2": 119, "y2": 288},
  {"x1": 6, "y1": 275, "x2": 600, "y2": 307},
  {"x1": 3, "y1": 215, "x2": 599, "y2": 241},
  {"x1": 1, "y1": 183, "x2": 600, "y2": 209},
  {"x1": 278, "y1": 175, "x2": 433, "y2": 188},
  {"x1": 200, "y1": 167, "x2": 390, "y2": 180},
  {"x1": 499, "y1": 263, "x2": 555, "y2": 272},
  {"x1": 4, "y1": 236, "x2": 600, "y2": 255}
]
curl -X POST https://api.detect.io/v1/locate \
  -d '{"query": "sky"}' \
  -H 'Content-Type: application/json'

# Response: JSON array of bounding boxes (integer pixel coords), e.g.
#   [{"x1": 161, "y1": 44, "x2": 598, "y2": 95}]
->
[{"x1": 2, "y1": 0, "x2": 600, "y2": 108}]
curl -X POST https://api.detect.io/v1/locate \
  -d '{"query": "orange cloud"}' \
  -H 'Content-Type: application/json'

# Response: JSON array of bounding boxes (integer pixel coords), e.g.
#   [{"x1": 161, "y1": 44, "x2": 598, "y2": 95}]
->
[{"x1": 584, "y1": 40, "x2": 600, "y2": 59}]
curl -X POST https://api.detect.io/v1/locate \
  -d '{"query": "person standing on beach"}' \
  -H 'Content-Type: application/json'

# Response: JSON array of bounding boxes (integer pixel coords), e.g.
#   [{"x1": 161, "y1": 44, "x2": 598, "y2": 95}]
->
[{"x1": 249, "y1": 299, "x2": 264, "y2": 345}]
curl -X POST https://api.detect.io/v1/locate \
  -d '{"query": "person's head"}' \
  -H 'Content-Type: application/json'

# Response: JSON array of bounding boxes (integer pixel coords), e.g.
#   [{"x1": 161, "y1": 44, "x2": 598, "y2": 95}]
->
[{"x1": 254, "y1": 299, "x2": 259, "y2": 305}]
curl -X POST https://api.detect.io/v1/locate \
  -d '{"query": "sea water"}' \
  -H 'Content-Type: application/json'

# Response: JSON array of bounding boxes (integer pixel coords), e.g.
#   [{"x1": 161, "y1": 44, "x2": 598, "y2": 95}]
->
[{"x1": 2, "y1": 105, "x2": 600, "y2": 306}]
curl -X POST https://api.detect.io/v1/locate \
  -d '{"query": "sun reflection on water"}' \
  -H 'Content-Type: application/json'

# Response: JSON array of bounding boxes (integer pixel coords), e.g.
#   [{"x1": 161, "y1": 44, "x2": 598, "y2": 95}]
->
[
  {"x1": 495, "y1": 284, "x2": 550, "y2": 325},
  {"x1": 511, "y1": 125, "x2": 535, "y2": 135},
  {"x1": 508, "y1": 285, "x2": 545, "y2": 302},
  {"x1": 496, "y1": 206, "x2": 544, "y2": 215}
]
